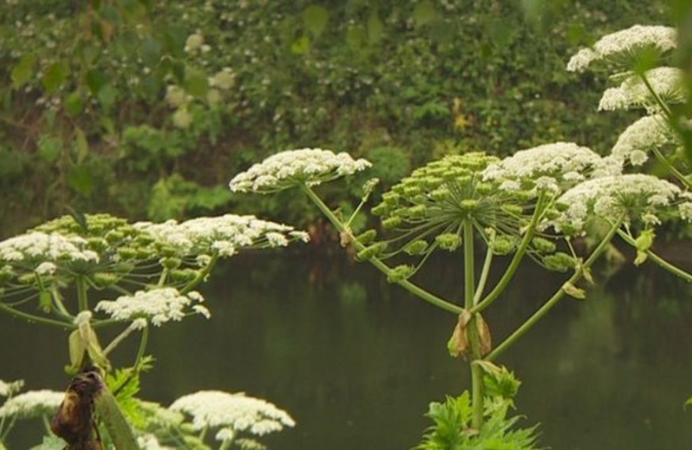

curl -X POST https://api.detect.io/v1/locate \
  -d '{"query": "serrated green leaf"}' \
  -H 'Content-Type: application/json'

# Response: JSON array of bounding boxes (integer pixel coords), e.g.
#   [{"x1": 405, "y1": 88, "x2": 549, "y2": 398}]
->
[
  {"x1": 11, "y1": 54, "x2": 36, "y2": 89},
  {"x1": 183, "y1": 66, "x2": 209, "y2": 98},
  {"x1": 303, "y1": 5, "x2": 329, "y2": 37},
  {"x1": 30, "y1": 435, "x2": 65, "y2": 450}
]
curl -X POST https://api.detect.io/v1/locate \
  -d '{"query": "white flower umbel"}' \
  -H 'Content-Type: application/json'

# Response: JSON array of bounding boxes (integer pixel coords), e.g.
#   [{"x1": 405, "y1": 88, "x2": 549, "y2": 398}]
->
[
  {"x1": 95, "y1": 288, "x2": 208, "y2": 326},
  {"x1": 611, "y1": 115, "x2": 676, "y2": 166},
  {"x1": 547, "y1": 174, "x2": 692, "y2": 234},
  {"x1": 134, "y1": 214, "x2": 309, "y2": 258},
  {"x1": 169, "y1": 390, "x2": 295, "y2": 440},
  {"x1": 0, "y1": 379, "x2": 23, "y2": 397},
  {"x1": 567, "y1": 25, "x2": 677, "y2": 72},
  {"x1": 482, "y1": 142, "x2": 621, "y2": 195},
  {"x1": 0, "y1": 390, "x2": 63, "y2": 419},
  {"x1": 599, "y1": 67, "x2": 684, "y2": 111},
  {"x1": 0, "y1": 232, "x2": 98, "y2": 266},
  {"x1": 229, "y1": 148, "x2": 371, "y2": 193},
  {"x1": 138, "y1": 434, "x2": 174, "y2": 450}
]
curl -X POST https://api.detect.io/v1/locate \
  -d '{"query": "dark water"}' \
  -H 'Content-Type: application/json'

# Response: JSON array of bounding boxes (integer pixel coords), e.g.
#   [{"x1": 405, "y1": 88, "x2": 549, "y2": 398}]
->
[{"x1": 1, "y1": 251, "x2": 692, "y2": 449}]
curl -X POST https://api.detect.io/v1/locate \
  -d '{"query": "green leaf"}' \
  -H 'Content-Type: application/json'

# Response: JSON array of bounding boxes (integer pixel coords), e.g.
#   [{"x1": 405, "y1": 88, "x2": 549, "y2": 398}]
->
[
  {"x1": 291, "y1": 36, "x2": 311, "y2": 55},
  {"x1": 74, "y1": 127, "x2": 90, "y2": 164},
  {"x1": 30, "y1": 435, "x2": 65, "y2": 450},
  {"x1": 85, "y1": 69, "x2": 109, "y2": 95},
  {"x1": 11, "y1": 54, "x2": 37, "y2": 89},
  {"x1": 42, "y1": 61, "x2": 70, "y2": 94},
  {"x1": 183, "y1": 66, "x2": 209, "y2": 98},
  {"x1": 65, "y1": 91, "x2": 84, "y2": 117},
  {"x1": 685, "y1": 395, "x2": 692, "y2": 410},
  {"x1": 38, "y1": 135, "x2": 62, "y2": 163},
  {"x1": 97, "y1": 84, "x2": 117, "y2": 109},
  {"x1": 413, "y1": 0, "x2": 438, "y2": 27},
  {"x1": 68, "y1": 328, "x2": 87, "y2": 371},
  {"x1": 367, "y1": 11, "x2": 384, "y2": 44},
  {"x1": 39, "y1": 291, "x2": 52, "y2": 313},
  {"x1": 346, "y1": 26, "x2": 366, "y2": 49},
  {"x1": 67, "y1": 165, "x2": 95, "y2": 198},
  {"x1": 303, "y1": 5, "x2": 329, "y2": 37},
  {"x1": 562, "y1": 282, "x2": 586, "y2": 300}
]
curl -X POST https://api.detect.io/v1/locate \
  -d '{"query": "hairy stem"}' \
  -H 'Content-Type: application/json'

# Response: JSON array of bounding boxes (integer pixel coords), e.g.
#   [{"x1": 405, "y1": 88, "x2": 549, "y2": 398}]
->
[
  {"x1": 463, "y1": 221, "x2": 484, "y2": 429},
  {"x1": 301, "y1": 184, "x2": 463, "y2": 314},
  {"x1": 76, "y1": 275, "x2": 88, "y2": 312},
  {"x1": 0, "y1": 302, "x2": 74, "y2": 328},
  {"x1": 486, "y1": 217, "x2": 622, "y2": 361}
]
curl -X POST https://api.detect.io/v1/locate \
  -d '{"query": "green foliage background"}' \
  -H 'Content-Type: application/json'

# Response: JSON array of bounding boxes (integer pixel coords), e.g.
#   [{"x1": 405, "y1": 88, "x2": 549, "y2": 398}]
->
[{"x1": 0, "y1": 0, "x2": 669, "y2": 238}]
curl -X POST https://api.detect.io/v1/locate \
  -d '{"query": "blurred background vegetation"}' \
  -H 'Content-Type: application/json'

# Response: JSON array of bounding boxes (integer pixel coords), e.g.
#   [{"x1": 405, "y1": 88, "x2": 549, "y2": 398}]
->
[{"x1": 0, "y1": 0, "x2": 671, "y2": 238}]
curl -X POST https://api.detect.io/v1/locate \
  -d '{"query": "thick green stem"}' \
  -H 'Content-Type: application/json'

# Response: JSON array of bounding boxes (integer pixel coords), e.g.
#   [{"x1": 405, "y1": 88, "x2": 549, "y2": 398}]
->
[
  {"x1": 616, "y1": 229, "x2": 692, "y2": 283},
  {"x1": 486, "y1": 218, "x2": 623, "y2": 361},
  {"x1": 94, "y1": 385, "x2": 140, "y2": 449},
  {"x1": 0, "y1": 302, "x2": 74, "y2": 328},
  {"x1": 301, "y1": 184, "x2": 463, "y2": 314},
  {"x1": 471, "y1": 192, "x2": 547, "y2": 314},
  {"x1": 76, "y1": 276, "x2": 88, "y2": 312},
  {"x1": 180, "y1": 253, "x2": 219, "y2": 295},
  {"x1": 463, "y1": 221, "x2": 484, "y2": 429},
  {"x1": 651, "y1": 146, "x2": 692, "y2": 190},
  {"x1": 133, "y1": 325, "x2": 149, "y2": 369},
  {"x1": 472, "y1": 245, "x2": 494, "y2": 304}
]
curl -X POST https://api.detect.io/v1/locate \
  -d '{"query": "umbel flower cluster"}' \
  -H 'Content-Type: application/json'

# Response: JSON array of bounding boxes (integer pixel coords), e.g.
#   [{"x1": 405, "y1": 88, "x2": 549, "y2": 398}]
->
[
  {"x1": 229, "y1": 147, "x2": 371, "y2": 193},
  {"x1": 0, "y1": 213, "x2": 308, "y2": 326}
]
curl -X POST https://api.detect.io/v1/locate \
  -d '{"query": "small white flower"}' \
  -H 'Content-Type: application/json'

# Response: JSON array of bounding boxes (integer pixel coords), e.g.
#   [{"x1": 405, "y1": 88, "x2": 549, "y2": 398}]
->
[
  {"x1": 0, "y1": 379, "x2": 24, "y2": 397},
  {"x1": 137, "y1": 434, "x2": 173, "y2": 450},
  {"x1": 172, "y1": 108, "x2": 193, "y2": 129},
  {"x1": 165, "y1": 85, "x2": 187, "y2": 108},
  {"x1": 611, "y1": 115, "x2": 676, "y2": 165},
  {"x1": 95, "y1": 288, "x2": 206, "y2": 326},
  {"x1": 170, "y1": 390, "x2": 295, "y2": 439},
  {"x1": 599, "y1": 67, "x2": 684, "y2": 111},
  {"x1": 567, "y1": 25, "x2": 677, "y2": 72},
  {"x1": 546, "y1": 174, "x2": 692, "y2": 234},
  {"x1": 482, "y1": 142, "x2": 619, "y2": 195},
  {"x1": 229, "y1": 148, "x2": 371, "y2": 193},
  {"x1": 35, "y1": 261, "x2": 57, "y2": 275},
  {"x1": 184, "y1": 33, "x2": 204, "y2": 52},
  {"x1": 0, "y1": 390, "x2": 64, "y2": 418}
]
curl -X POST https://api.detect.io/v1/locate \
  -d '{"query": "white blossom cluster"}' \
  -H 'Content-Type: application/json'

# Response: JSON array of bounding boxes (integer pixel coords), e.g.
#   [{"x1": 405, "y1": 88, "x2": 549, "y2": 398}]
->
[
  {"x1": 229, "y1": 148, "x2": 372, "y2": 193},
  {"x1": 567, "y1": 25, "x2": 677, "y2": 72},
  {"x1": 95, "y1": 288, "x2": 209, "y2": 326},
  {"x1": 0, "y1": 232, "x2": 99, "y2": 265},
  {"x1": 0, "y1": 390, "x2": 63, "y2": 419},
  {"x1": 611, "y1": 115, "x2": 676, "y2": 166},
  {"x1": 599, "y1": 67, "x2": 684, "y2": 111},
  {"x1": 134, "y1": 214, "x2": 309, "y2": 258},
  {"x1": 169, "y1": 390, "x2": 295, "y2": 441},
  {"x1": 0, "y1": 379, "x2": 23, "y2": 397},
  {"x1": 137, "y1": 434, "x2": 174, "y2": 450},
  {"x1": 482, "y1": 142, "x2": 621, "y2": 194},
  {"x1": 547, "y1": 174, "x2": 692, "y2": 234}
]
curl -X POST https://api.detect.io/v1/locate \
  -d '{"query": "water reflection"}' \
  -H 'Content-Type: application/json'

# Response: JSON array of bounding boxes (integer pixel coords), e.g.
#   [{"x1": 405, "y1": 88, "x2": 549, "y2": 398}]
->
[{"x1": 1, "y1": 252, "x2": 691, "y2": 449}]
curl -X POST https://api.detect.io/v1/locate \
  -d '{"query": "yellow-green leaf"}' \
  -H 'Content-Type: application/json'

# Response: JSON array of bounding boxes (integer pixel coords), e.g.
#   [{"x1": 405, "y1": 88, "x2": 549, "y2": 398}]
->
[
  {"x1": 303, "y1": 5, "x2": 329, "y2": 37},
  {"x1": 367, "y1": 11, "x2": 384, "y2": 43},
  {"x1": 11, "y1": 54, "x2": 36, "y2": 89},
  {"x1": 42, "y1": 61, "x2": 70, "y2": 94},
  {"x1": 562, "y1": 282, "x2": 586, "y2": 300}
]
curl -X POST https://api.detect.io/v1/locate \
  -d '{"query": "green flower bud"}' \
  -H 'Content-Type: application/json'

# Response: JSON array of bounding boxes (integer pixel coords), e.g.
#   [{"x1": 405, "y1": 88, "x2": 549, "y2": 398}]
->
[
  {"x1": 492, "y1": 235, "x2": 517, "y2": 255},
  {"x1": 431, "y1": 188, "x2": 449, "y2": 202},
  {"x1": 0, "y1": 266, "x2": 15, "y2": 282},
  {"x1": 460, "y1": 199, "x2": 479, "y2": 212},
  {"x1": 356, "y1": 243, "x2": 387, "y2": 261},
  {"x1": 371, "y1": 203, "x2": 389, "y2": 217},
  {"x1": 386, "y1": 265, "x2": 414, "y2": 283},
  {"x1": 501, "y1": 204, "x2": 523, "y2": 216},
  {"x1": 532, "y1": 237, "x2": 556, "y2": 254},
  {"x1": 162, "y1": 257, "x2": 182, "y2": 270},
  {"x1": 407, "y1": 205, "x2": 427, "y2": 218},
  {"x1": 476, "y1": 183, "x2": 493, "y2": 195},
  {"x1": 404, "y1": 240, "x2": 429, "y2": 256},
  {"x1": 543, "y1": 252, "x2": 575, "y2": 272},
  {"x1": 382, "y1": 192, "x2": 400, "y2": 206},
  {"x1": 403, "y1": 185, "x2": 422, "y2": 196},
  {"x1": 355, "y1": 230, "x2": 377, "y2": 245},
  {"x1": 160, "y1": 245, "x2": 179, "y2": 257},
  {"x1": 87, "y1": 237, "x2": 108, "y2": 252},
  {"x1": 436, "y1": 233, "x2": 462, "y2": 251},
  {"x1": 170, "y1": 269, "x2": 198, "y2": 282},
  {"x1": 105, "y1": 230, "x2": 125, "y2": 243},
  {"x1": 92, "y1": 272, "x2": 120, "y2": 286},
  {"x1": 382, "y1": 216, "x2": 402, "y2": 230},
  {"x1": 117, "y1": 247, "x2": 138, "y2": 260},
  {"x1": 18, "y1": 273, "x2": 36, "y2": 285}
]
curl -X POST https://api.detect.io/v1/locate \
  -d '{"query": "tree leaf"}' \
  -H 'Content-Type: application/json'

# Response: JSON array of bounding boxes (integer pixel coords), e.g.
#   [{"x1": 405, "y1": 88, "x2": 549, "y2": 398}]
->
[
  {"x1": 367, "y1": 11, "x2": 384, "y2": 44},
  {"x1": 67, "y1": 165, "x2": 95, "y2": 198},
  {"x1": 11, "y1": 54, "x2": 36, "y2": 89},
  {"x1": 85, "y1": 69, "x2": 109, "y2": 95},
  {"x1": 291, "y1": 36, "x2": 311, "y2": 55},
  {"x1": 42, "y1": 61, "x2": 70, "y2": 94},
  {"x1": 183, "y1": 66, "x2": 209, "y2": 98},
  {"x1": 303, "y1": 5, "x2": 329, "y2": 37},
  {"x1": 413, "y1": 0, "x2": 438, "y2": 27},
  {"x1": 74, "y1": 127, "x2": 89, "y2": 164},
  {"x1": 65, "y1": 91, "x2": 84, "y2": 117}
]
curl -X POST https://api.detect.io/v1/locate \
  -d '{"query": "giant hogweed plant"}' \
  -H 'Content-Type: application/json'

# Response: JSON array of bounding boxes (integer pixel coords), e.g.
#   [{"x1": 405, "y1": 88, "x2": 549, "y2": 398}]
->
[
  {"x1": 0, "y1": 213, "x2": 307, "y2": 449},
  {"x1": 229, "y1": 25, "x2": 692, "y2": 447}
]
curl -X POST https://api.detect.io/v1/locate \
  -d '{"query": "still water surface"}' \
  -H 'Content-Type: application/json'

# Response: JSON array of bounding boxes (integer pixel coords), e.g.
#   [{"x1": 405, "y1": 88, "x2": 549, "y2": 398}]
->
[{"x1": 1, "y1": 251, "x2": 691, "y2": 449}]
